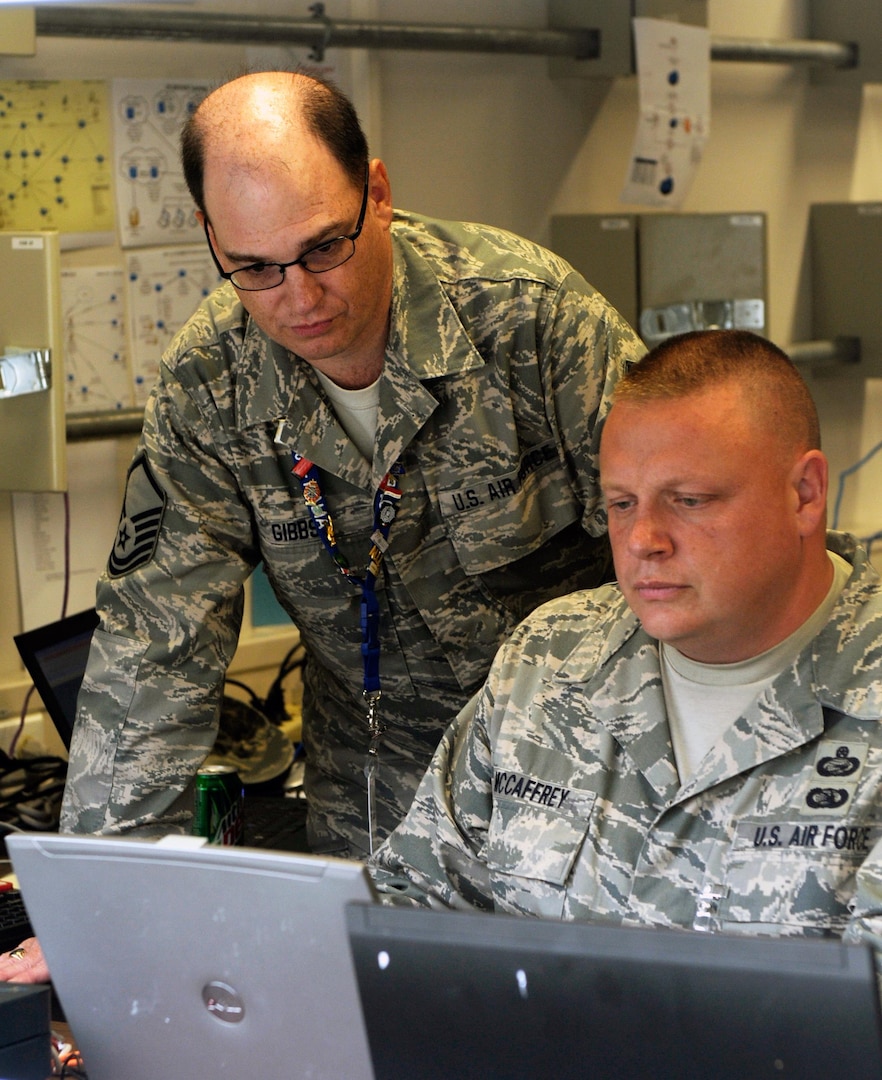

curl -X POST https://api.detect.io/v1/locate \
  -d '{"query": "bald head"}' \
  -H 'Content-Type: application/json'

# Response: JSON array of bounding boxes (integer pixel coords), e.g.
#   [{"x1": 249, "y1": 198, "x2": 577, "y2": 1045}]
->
[{"x1": 181, "y1": 70, "x2": 368, "y2": 219}]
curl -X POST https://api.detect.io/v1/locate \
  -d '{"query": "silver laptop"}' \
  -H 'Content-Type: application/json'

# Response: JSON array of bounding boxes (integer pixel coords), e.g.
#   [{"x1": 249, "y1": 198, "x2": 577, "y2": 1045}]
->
[{"x1": 8, "y1": 833, "x2": 376, "y2": 1080}]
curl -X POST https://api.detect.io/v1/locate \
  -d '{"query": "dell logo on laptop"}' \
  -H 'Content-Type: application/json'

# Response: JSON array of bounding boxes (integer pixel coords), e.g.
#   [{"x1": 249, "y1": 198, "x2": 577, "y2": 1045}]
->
[{"x1": 203, "y1": 981, "x2": 245, "y2": 1024}]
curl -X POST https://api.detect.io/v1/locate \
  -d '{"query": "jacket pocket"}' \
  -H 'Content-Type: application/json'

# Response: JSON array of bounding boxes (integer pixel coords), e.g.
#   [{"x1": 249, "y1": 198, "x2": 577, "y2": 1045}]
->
[
  {"x1": 437, "y1": 441, "x2": 581, "y2": 575},
  {"x1": 486, "y1": 781, "x2": 596, "y2": 904},
  {"x1": 717, "y1": 819, "x2": 882, "y2": 934}
]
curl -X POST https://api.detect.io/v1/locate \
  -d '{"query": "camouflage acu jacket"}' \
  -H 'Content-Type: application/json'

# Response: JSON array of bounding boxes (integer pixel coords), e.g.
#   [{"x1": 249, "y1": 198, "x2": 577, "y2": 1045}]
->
[
  {"x1": 371, "y1": 533, "x2": 882, "y2": 939},
  {"x1": 60, "y1": 211, "x2": 643, "y2": 856}
]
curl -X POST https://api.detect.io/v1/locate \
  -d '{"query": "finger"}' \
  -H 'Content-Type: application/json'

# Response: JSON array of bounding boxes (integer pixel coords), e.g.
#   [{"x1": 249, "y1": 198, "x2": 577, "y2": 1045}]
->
[{"x1": 0, "y1": 937, "x2": 50, "y2": 983}]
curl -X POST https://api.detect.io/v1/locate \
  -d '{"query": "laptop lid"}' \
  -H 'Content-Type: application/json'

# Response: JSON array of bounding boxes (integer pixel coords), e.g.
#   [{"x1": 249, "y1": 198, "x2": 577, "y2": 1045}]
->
[
  {"x1": 346, "y1": 902, "x2": 882, "y2": 1080},
  {"x1": 13, "y1": 608, "x2": 98, "y2": 749},
  {"x1": 8, "y1": 833, "x2": 376, "y2": 1080}
]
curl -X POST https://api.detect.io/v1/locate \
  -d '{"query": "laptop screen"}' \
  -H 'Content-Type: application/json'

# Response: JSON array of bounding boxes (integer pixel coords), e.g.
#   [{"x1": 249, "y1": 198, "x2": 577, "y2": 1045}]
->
[
  {"x1": 346, "y1": 902, "x2": 882, "y2": 1080},
  {"x1": 8, "y1": 833, "x2": 376, "y2": 1080},
  {"x1": 13, "y1": 608, "x2": 98, "y2": 749}
]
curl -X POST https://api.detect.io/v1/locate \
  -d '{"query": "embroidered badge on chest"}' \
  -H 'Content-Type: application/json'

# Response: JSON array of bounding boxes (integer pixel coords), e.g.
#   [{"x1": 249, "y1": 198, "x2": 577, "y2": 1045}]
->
[
  {"x1": 108, "y1": 454, "x2": 167, "y2": 577},
  {"x1": 801, "y1": 739, "x2": 869, "y2": 816}
]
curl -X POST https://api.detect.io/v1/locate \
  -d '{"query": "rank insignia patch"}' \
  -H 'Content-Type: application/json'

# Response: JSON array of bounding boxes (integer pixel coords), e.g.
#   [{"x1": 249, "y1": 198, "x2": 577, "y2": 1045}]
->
[{"x1": 108, "y1": 455, "x2": 166, "y2": 577}]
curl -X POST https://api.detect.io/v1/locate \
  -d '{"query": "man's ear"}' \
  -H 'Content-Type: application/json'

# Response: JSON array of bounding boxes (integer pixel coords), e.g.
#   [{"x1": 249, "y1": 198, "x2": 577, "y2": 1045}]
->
[
  {"x1": 793, "y1": 449, "x2": 828, "y2": 536},
  {"x1": 369, "y1": 159, "x2": 394, "y2": 228}
]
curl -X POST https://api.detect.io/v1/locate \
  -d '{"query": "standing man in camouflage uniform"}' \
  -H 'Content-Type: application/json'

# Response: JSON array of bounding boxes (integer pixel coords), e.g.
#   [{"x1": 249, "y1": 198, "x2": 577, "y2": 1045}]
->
[
  {"x1": 371, "y1": 329, "x2": 882, "y2": 943},
  {"x1": 58, "y1": 70, "x2": 643, "y2": 859}
]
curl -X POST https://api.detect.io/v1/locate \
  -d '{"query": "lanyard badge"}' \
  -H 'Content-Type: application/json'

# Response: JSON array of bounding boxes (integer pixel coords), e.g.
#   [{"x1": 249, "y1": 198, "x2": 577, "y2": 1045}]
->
[{"x1": 289, "y1": 450, "x2": 404, "y2": 853}]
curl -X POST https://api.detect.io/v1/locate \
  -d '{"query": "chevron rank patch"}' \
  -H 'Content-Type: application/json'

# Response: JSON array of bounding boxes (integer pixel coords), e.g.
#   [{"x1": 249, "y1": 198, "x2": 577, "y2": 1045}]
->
[{"x1": 108, "y1": 454, "x2": 167, "y2": 577}]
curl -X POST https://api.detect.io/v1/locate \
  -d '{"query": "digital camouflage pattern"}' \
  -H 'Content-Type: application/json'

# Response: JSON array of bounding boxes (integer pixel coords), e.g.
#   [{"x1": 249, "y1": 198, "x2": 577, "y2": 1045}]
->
[
  {"x1": 60, "y1": 211, "x2": 644, "y2": 856},
  {"x1": 371, "y1": 532, "x2": 882, "y2": 941}
]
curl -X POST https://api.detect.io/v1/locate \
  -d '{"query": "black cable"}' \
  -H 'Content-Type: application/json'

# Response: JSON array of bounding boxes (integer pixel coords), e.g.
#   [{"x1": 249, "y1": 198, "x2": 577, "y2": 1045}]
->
[
  {"x1": 222, "y1": 676, "x2": 265, "y2": 711},
  {"x1": 262, "y1": 640, "x2": 306, "y2": 726},
  {"x1": 223, "y1": 640, "x2": 305, "y2": 728},
  {"x1": 0, "y1": 749, "x2": 68, "y2": 833}
]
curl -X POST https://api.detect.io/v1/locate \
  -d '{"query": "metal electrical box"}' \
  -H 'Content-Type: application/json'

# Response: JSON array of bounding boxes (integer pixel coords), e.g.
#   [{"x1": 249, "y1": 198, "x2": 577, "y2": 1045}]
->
[
  {"x1": 638, "y1": 212, "x2": 766, "y2": 345},
  {"x1": 808, "y1": 1, "x2": 882, "y2": 86},
  {"x1": 551, "y1": 214, "x2": 639, "y2": 329},
  {"x1": 810, "y1": 202, "x2": 882, "y2": 378},
  {"x1": 548, "y1": 0, "x2": 708, "y2": 79},
  {"x1": 0, "y1": 231, "x2": 66, "y2": 492},
  {"x1": 550, "y1": 211, "x2": 766, "y2": 347}
]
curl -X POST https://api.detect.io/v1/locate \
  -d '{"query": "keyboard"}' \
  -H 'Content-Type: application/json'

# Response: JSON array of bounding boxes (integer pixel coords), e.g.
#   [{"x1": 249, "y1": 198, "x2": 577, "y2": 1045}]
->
[
  {"x1": 0, "y1": 885, "x2": 33, "y2": 954},
  {"x1": 244, "y1": 795, "x2": 310, "y2": 851}
]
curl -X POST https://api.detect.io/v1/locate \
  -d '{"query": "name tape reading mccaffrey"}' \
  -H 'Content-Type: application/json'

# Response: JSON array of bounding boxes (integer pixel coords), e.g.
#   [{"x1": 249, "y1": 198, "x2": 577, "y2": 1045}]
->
[
  {"x1": 493, "y1": 770, "x2": 572, "y2": 811},
  {"x1": 491, "y1": 769, "x2": 601, "y2": 819}
]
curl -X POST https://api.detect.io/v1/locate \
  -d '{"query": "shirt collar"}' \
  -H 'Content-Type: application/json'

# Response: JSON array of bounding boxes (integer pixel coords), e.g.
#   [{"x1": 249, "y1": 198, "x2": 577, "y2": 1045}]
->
[{"x1": 236, "y1": 222, "x2": 487, "y2": 435}]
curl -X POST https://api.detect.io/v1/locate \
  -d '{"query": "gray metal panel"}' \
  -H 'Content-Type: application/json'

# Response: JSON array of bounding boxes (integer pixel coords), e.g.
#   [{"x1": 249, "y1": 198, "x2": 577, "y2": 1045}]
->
[
  {"x1": 548, "y1": 0, "x2": 708, "y2": 79},
  {"x1": 550, "y1": 213, "x2": 639, "y2": 330},
  {"x1": 637, "y1": 212, "x2": 766, "y2": 343},
  {"x1": 808, "y1": 0, "x2": 882, "y2": 85},
  {"x1": 638, "y1": 212, "x2": 766, "y2": 307},
  {"x1": 0, "y1": 231, "x2": 66, "y2": 492},
  {"x1": 810, "y1": 202, "x2": 882, "y2": 378}
]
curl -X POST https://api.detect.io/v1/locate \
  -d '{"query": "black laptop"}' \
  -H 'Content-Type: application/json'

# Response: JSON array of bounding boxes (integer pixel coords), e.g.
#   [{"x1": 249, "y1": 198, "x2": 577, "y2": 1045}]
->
[
  {"x1": 13, "y1": 607, "x2": 99, "y2": 750},
  {"x1": 346, "y1": 902, "x2": 882, "y2": 1080}
]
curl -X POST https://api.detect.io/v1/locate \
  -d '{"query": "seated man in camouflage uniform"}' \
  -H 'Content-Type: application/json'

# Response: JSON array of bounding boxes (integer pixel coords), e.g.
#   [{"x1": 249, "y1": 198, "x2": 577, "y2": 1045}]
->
[{"x1": 371, "y1": 328, "x2": 882, "y2": 945}]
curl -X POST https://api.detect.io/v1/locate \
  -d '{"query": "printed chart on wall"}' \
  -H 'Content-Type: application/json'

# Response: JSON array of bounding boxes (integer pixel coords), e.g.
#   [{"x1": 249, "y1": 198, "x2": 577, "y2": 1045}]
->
[
  {"x1": 0, "y1": 79, "x2": 114, "y2": 233},
  {"x1": 125, "y1": 245, "x2": 220, "y2": 404},
  {"x1": 621, "y1": 19, "x2": 710, "y2": 210},
  {"x1": 62, "y1": 265, "x2": 133, "y2": 414},
  {"x1": 112, "y1": 79, "x2": 209, "y2": 248}
]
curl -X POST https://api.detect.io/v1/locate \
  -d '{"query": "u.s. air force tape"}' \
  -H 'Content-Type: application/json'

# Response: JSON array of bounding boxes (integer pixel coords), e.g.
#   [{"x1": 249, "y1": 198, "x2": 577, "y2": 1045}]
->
[{"x1": 108, "y1": 454, "x2": 167, "y2": 577}]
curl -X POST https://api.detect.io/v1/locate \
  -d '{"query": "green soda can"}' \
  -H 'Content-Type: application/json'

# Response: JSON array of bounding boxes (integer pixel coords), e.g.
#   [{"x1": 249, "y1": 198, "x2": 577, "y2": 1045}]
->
[{"x1": 193, "y1": 764, "x2": 244, "y2": 845}]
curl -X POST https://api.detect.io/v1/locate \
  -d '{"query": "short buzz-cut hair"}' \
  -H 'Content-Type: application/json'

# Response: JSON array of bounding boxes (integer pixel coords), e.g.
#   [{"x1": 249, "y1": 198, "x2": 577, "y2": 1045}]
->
[
  {"x1": 180, "y1": 68, "x2": 369, "y2": 217},
  {"x1": 613, "y1": 329, "x2": 821, "y2": 452}
]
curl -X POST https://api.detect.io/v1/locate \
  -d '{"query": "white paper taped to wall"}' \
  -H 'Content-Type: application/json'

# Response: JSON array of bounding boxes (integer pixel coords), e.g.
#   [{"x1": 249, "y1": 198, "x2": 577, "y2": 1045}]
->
[
  {"x1": 13, "y1": 441, "x2": 120, "y2": 630},
  {"x1": 621, "y1": 18, "x2": 711, "y2": 210}
]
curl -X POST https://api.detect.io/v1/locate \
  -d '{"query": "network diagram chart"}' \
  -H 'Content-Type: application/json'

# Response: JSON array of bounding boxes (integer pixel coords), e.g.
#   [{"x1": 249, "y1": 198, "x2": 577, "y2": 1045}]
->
[
  {"x1": 0, "y1": 79, "x2": 114, "y2": 233},
  {"x1": 125, "y1": 245, "x2": 220, "y2": 404},
  {"x1": 61, "y1": 266, "x2": 133, "y2": 415},
  {"x1": 112, "y1": 79, "x2": 209, "y2": 248}
]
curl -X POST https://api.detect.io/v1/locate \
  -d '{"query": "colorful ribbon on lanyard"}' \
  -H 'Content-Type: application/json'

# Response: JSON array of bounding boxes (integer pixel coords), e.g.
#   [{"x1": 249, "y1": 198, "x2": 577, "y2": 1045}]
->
[{"x1": 289, "y1": 451, "x2": 404, "y2": 852}]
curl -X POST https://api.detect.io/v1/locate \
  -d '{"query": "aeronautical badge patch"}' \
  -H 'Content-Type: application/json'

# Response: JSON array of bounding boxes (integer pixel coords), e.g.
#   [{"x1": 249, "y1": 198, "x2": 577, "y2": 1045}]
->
[
  {"x1": 800, "y1": 739, "x2": 869, "y2": 817},
  {"x1": 107, "y1": 454, "x2": 166, "y2": 577}
]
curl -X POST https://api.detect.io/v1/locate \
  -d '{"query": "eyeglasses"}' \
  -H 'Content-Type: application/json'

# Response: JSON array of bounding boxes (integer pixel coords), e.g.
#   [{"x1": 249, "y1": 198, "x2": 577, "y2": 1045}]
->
[{"x1": 204, "y1": 166, "x2": 370, "y2": 292}]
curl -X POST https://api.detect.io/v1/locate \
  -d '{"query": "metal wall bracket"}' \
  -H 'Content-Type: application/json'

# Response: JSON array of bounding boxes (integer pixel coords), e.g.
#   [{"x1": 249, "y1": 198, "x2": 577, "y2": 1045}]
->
[
  {"x1": 549, "y1": 1, "x2": 857, "y2": 80},
  {"x1": 0, "y1": 349, "x2": 52, "y2": 400},
  {"x1": 808, "y1": 1, "x2": 881, "y2": 85},
  {"x1": 0, "y1": 229, "x2": 65, "y2": 492},
  {"x1": 788, "y1": 337, "x2": 861, "y2": 374},
  {"x1": 639, "y1": 299, "x2": 764, "y2": 347}
]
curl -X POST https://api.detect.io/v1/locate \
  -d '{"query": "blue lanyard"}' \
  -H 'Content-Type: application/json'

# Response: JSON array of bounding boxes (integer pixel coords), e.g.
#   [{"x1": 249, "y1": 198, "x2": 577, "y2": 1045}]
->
[
  {"x1": 290, "y1": 452, "x2": 403, "y2": 690},
  {"x1": 289, "y1": 451, "x2": 404, "y2": 851}
]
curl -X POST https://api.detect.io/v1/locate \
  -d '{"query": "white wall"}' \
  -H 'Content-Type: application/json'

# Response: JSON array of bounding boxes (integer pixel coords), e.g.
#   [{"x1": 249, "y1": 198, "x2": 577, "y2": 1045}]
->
[
  {"x1": 374, "y1": 0, "x2": 882, "y2": 541},
  {"x1": 1, "y1": 0, "x2": 880, "y2": 712}
]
